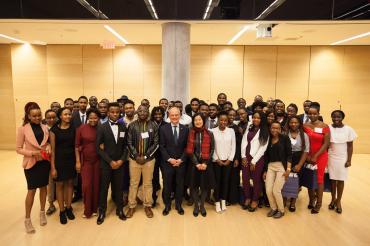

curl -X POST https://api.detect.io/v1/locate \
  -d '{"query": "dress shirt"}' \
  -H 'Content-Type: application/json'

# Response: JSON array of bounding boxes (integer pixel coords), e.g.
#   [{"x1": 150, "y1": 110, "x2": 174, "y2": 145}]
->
[{"x1": 211, "y1": 127, "x2": 236, "y2": 161}]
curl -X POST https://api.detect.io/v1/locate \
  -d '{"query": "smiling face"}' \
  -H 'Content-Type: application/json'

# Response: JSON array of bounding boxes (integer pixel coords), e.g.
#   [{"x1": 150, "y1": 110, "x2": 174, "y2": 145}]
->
[
  {"x1": 218, "y1": 114, "x2": 228, "y2": 130},
  {"x1": 159, "y1": 99, "x2": 168, "y2": 111},
  {"x1": 217, "y1": 94, "x2": 227, "y2": 106},
  {"x1": 137, "y1": 106, "x2": 149, "y2": 121},
  {"x1": 191, "y1": 100, "x2": 199, "y2": 113},
  {"x1": 108, "y1": 106, "x2": 120, "y2": 122},
  {"x1": 168, "y1": 107, "x2": 180, "y2": 125},
  {"x1": 60, "y1": 108, "x2": 72, "y2": 124},
  {"x1": 153, "y1": 110, "x2": 164, "y2": 123},
  {"x1": 78, "y1": 98, "x2": 88, "y2": 112},
  {"x1": 98, "y1": 102, "x2": 108, "y2": 118},
  {"x1": 331, "y1": 111, "x2": 343, "y2": 127},
  {"x1": 252, "y1": 112, "x2": 261, "y2": 127},
  {"x1": 193, "y1": 115, "x2": 204, "y2": 128},
  {"x1": 237, "y1": 108, "x2": 248, "y2": 123},
  {"x1": 270, "y1": 122, "x2": 281, "y2": 137},
  {"x1": 45, "y1": 111, "x2": 57, "y2": 127},
  {"x1": 124, "y1": 103, "x2": 135, "y2": 118},
  {"x1": 28, "y1": 109, "x2": 42, "y2": 125},
  {"x1": 308, "y1": 107, "x2": 319, "y2": 123},
  {"x1": 199, "y1": 105, "x2": 209, "y2": 118},
  {"x1": 237, "y1": 98, "x2": 246, "y2": 109},
  {"x1": 88, "y1": 112, "x2": 99, "y2": 127},
  {"x1": 209, "y1": 106, "x2": 218, "y2": 119},
  {"x1": 228, "y1": 110, "x2": 236, "y2": 124},
  {"x1": 289, "y1": 117, "x2": 300, "y2": 131},
  {"x1": 287, "y1": 106, "x2": 297, "y2": 118}
]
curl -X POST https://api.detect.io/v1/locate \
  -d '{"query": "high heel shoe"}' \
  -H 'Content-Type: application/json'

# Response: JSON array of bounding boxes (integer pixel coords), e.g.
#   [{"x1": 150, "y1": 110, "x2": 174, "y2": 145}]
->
[
  {"x1": 336, "y1": 207, "x2": 342, "y2": 214},
  {"x1": 328, "y1": 200, "x2": 336, "y2": 210},
  {"x1": 311, "y1": 204, "x2": 321, "y2": 214}
]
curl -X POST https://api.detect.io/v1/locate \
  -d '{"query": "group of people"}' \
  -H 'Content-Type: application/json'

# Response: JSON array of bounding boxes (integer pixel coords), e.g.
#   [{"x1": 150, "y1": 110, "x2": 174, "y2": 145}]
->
[{"x1": 16, "y1": 93, "x2": 357, "y2": 233}]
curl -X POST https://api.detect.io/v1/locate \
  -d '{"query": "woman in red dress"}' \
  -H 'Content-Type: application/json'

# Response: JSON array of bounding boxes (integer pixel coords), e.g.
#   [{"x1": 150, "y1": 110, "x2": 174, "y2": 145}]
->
[
  {"x1": 303, "y1": 102, "x2": 330, "y2": 214},
  {"x1": 75, "y1": 108, "x2": 101, "y2": 218}
]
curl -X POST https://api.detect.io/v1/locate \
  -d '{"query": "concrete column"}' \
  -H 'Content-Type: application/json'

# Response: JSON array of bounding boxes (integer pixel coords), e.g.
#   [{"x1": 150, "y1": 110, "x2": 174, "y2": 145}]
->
[{"x1": 161, "y1": 22, "x2": 190, "y2": 104}]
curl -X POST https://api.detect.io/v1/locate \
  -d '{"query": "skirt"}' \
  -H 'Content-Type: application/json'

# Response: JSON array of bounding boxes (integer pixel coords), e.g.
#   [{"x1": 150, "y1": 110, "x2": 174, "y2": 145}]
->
[{"x1": 24, "y1": 160, "x2": 50, "y2": 190}]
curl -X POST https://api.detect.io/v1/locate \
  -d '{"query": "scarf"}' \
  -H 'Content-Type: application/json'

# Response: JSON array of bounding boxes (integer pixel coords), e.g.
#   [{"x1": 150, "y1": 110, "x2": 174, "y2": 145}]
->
[{"x1": 186, "y1": 127, "x2": 211, "y2": 161}]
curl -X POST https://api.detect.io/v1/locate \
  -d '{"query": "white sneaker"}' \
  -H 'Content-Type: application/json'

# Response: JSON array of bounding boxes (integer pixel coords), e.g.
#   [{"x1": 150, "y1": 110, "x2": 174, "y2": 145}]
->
[
  {"x1": 25, "y1": 218, "x2": 36, "y2": 234},
  {"x1": 40, "y1": 211, "x2": 47, "y2": 226},
  {"x1": 221, "y1": 200, "x2": 227, "y2": 211},
  {"x1": 215, "y1": 202, "x2": 222, "y2": 213}
]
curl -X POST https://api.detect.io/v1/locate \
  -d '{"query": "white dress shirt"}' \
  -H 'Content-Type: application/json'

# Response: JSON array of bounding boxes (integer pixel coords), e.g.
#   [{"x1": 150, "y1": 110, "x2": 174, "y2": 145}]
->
[
  {"x1": 79, "y1": 111, "x2": 86, "y2": 124},
  {"x1": 109, "y1": 121, "x2": 119, "y2": 143},
  {"x1": 211, "y1": 127, "x2": 236, "y2": 162}
]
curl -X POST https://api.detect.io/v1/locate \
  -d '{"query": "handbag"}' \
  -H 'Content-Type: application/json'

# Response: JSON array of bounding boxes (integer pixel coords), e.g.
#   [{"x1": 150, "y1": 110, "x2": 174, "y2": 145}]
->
[
  {"x1": 324, "y1": 167, "x2": 331, "y2": 192},
  {"x1": 300, "y1": 163, "x2": 318, "y2": 189},
  {"x1": 282, "y1": 173, "x2": 299, "y2": 198}
]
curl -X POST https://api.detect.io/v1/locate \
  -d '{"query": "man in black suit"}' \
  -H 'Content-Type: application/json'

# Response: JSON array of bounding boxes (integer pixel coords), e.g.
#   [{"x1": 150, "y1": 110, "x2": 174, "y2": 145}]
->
[
  {"x1": 96, "y1": 102, "x2": 128, "y2": 225},
  {"x1": 160, "y1": 106, "x2": 189, "y2": 216},
  {"x1": 71, "y1": 95, "x2": 88, "y2": 202}
]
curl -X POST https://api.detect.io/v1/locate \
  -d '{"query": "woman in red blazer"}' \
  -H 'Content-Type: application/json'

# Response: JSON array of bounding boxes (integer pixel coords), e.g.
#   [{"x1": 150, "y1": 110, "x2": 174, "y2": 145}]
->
[{"x1": 16, "y1": 102, "x2": 51, "y2": 234}]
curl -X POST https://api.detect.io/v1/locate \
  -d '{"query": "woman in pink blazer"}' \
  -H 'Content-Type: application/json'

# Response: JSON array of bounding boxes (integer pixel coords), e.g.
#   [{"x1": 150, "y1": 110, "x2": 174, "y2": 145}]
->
[{"x1": 16, "y1": 102, "x2": 51, "y2": 234}]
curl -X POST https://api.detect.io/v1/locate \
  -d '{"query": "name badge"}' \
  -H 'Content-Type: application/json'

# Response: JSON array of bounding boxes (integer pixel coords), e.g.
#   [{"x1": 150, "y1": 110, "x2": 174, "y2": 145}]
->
[
  {"x1": 314, "y1": 127, "x2": 323, "y2": 134},
  {"x1": 119, "y1": 132, "x2": 125, "y2": 138},
  {"x1": 290, "y1": 138, "x2": 297, "y2": 145},
  {"x1": 141, "y1": 132, "x2": 149, "y2": 139}
]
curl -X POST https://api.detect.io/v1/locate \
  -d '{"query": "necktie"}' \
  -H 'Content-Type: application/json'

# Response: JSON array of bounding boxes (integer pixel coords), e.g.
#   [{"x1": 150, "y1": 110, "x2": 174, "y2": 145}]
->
[
  {"x1": 110, "y1": 121, "x2": 118, "y2": 126},
  {"x1": 81, "y1": 114, "x2": 85, "y2": 124},
  {"x1": 211, "y1": 119, "x2": 215, "y2": 128},
  {"x1": 173, "y1": 125, "x2": 178, "y2": 145}
]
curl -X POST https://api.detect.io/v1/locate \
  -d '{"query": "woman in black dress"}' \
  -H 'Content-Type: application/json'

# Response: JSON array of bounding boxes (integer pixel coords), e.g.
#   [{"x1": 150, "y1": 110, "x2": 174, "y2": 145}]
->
[
  {"x1": 50, "y1": 107, "x2": 76, "y2": 224},
  {"x1": 227, "y1": 109, "x2": 242, "y2": 205},
  {"x1": 186, "y1": 113, "x2": 215, "y2": 217},
  {"x1": 16, "y1": 102, "x2": 51, "y2": 233}
]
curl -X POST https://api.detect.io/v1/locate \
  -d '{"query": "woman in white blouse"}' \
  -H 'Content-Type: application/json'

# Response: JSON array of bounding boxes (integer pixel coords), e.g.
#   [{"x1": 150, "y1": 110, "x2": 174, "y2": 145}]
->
[
  {"x1": 328, "y1": 110, "x2": 357, "y2": 214},
  {"x1": 211, "y1": 111, "x2": 236, "y2": 213},
  {"x1": 241, "y1": 111, "x2": 269, "y2": 212}
]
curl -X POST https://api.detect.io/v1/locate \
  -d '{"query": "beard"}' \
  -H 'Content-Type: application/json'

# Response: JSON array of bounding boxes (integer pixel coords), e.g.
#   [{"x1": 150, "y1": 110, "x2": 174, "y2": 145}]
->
[{"x1": 276, "y1": 111, "x2": 285, "y2": 117}]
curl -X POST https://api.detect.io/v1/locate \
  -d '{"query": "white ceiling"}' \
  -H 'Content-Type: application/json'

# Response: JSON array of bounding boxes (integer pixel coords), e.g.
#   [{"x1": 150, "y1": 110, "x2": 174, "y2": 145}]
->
[{"x1": 0, "y1": 19, "x2": 369, "y2": 45}]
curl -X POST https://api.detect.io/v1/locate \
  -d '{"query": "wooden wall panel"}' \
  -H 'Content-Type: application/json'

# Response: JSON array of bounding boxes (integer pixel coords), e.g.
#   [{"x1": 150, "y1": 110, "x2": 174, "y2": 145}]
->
[
  {"x1": 210, "y1": 46, "x2": 244, "y2": 105},
  {"x1": 11, "y1": 44, "x2": 48, "y2": 128},
  {"x1": 190, "y1": 46, "x2": 212, "y2": 103},
  {"x1": 341, "y1": 46, "x2": 370, "y2": 153},
  {"x1": 243, "y1": 46, "x2": 277, "y2": 104},
  {"x1": 308, "y1": 46, "x2": 344, "y2": 122},
  {"x1": 0, "y1": 45, "x2": 16, "y2": 149},
  {"x1": 82, "y1": 45, "x2": 113, "y2": 101},
  {"x1": 47, "y1": 45, "x2": 83, "y2": 104},
  {"x1": 113, "y1": 45, "x2": 144, "y2": 104},
  {"x1": 275, "y1": 46, "x2": 310, "y2": 111},
  {"x1": 143, "y1": 45, "x2": 162, "y2": 106}
]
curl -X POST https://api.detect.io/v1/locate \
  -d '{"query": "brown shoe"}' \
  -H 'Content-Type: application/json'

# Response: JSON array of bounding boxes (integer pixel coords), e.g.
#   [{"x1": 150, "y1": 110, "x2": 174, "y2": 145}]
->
[
  {"x1": 126, "y1": 208, "x2": 135, "y2": 218},
  {"x1": 144, "y1": 206, "x2": 154, "y2": 218}
]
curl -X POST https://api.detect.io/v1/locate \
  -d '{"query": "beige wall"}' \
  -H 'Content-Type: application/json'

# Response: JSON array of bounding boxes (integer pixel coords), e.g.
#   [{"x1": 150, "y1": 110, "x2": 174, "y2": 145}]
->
[{"x1": 0, "y1": 44, "x2": 369, "y2": 153}]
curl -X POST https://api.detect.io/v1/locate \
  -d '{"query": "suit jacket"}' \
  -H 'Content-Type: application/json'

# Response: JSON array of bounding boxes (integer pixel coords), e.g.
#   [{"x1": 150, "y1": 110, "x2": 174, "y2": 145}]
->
[
  {"x1": 96, "y1": 121, "x2": 128, "y2": 169},
  {"x1": 16, "y1": 123, "x2": 50, "y2": 169},
  {"x1": 160, "y1": 123, "x2": 189, "y2": 163},
  {"x1": 72, "y1": 111, "x2": 86, "y2": 129}
]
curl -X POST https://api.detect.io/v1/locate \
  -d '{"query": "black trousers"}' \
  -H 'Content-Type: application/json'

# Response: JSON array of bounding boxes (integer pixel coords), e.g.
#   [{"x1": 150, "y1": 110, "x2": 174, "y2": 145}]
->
[
  {"x1": 213, "y1": 162, "x2": 232, "y2": 201},
  {"x1": 161, "y1": 161, "x2": 185, "y2": 206},
  {"x1": 99, "y1": 165, "x2": 124, "y2": 211},
  {"x1": 153, "y1": 156, "x2": 162, "y2": 197}
]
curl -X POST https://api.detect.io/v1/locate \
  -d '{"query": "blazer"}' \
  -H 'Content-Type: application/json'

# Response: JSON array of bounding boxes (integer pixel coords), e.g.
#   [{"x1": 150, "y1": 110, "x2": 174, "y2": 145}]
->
[
  {"x1": 264, "y1": 134, "x2": 292, "y2": 171},
  {"x1": 160, "y1": 123, "x2": 189, "y2": 163},
  {"x1": 72, "y1": 111, "x2": 86, "y2": 129},
  {"x1": 16, "y1": 123, "x2": 50, "y2": 169},
  {"x1": 96, "y1": 121, "x2": 128, "y2": 169},
  {"x1": 241, "y1": 123, "x2": 269, "y2": 165}
]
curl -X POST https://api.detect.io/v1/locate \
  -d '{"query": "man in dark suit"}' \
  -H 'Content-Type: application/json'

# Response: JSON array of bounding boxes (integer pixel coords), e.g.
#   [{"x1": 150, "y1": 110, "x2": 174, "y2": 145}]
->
[
  {"x1": 71, "y1": 95, "x2": 88, "y2": 202},
  {"x1": 160, "y1": 106, "x2": 189, "y2": 216},
  {"x1": 298, "y1": 100, "x2": 323, "y2": 123},
  {"x1": 96, "y1": 102, "x2": 128, "y2": 225}
]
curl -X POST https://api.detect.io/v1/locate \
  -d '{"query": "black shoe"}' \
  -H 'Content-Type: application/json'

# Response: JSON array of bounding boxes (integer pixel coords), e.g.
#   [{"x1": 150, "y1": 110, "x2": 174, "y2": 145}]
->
[
  {"x1": 193, "y1": 205, "x2": 199, "y2": 217},
  {"x1": 116, "y1": 209, "x2": 127, "y2": 221},
  {"x1": 289, "y1": 205, "x2": 296, "y2": 212},
  {"x1": 242, "y1": 204, "x2": 250, "y2": 210},
  {"x1": 65, "y1": 207, "x2": 75, "y2": 220},
  {"x1": 328, "y1": 201, "x2": 336, "y2": 210},
  {"x1": 336, "y1": 207, "x2": 342, "y2": 214},
  {"x1": 97, "y1": 211, "x2": 105, "y2": 225},
  {"x1": 59, "y1": 210, "x2": 67, "y2": 224},
  {"x1": 162, "y1": 205, "x2": 171, "y2": 216},
  {"x1": 200, "y1": 206, "x2": 207, "y2": 217},
  {"x1": 176, "y1": 205, "x2": 185, "y2": 215},
  {"x1": 248, "y1": 206, "x2": 257, "y2": 212}
]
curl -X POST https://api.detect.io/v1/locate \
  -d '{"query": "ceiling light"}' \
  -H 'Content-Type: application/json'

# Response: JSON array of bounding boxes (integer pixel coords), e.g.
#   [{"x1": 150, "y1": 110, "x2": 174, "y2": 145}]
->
[
  {"x1": 255, "y1": 0, "x2": 286, "y2": 20},
  {"x1": 76, "y1": 0, "x2": 108, "y2": 19},
  {"x1": 203, "y1": 0, "x2": 219, "y2": 20},
  {"x1": 104, "y1": 25, "x2": 129, "y2": 45},
  {"x1": 330, "y1": 31, "x2": 370, "y2": 45},
  {"x1": 0, "y1": 34, "x2": 28, "y2": 44},
  {"x1": 227, "y1": 25, "x2": 255, "y2": 45},
  {"x1": 144, "y1": 0, "x2": 159, "y2": 20}
]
